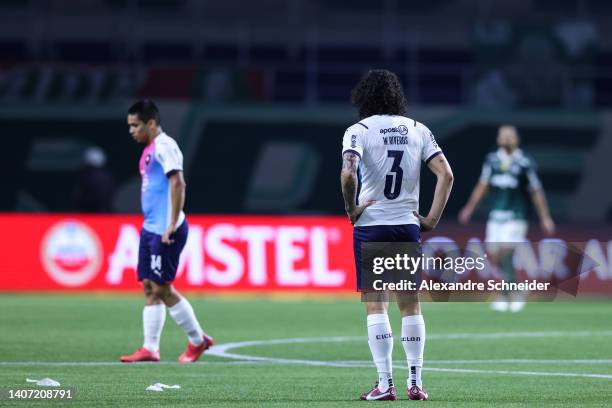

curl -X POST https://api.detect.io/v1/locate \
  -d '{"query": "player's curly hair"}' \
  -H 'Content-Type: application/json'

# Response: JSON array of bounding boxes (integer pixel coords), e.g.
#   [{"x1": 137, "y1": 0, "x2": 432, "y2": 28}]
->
[{"x1": 351, "y1": 69, "x2": 407, "y2": 119}]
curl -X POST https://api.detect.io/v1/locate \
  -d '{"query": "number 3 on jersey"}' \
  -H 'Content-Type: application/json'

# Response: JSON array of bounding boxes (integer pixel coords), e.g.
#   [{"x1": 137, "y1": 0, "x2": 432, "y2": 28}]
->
[{"x1": 384, "y1": 150, "x2": 403, "y2": 199}]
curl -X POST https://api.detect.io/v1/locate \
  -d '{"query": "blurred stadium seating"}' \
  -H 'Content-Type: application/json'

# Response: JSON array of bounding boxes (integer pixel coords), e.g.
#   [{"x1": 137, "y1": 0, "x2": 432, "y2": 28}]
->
[
  {"x1": 1, "y1": 0, "x2": 611, "y2": 104},
  {"x1": 1, "y1": 0, "x2": 611, "y2": 224}
]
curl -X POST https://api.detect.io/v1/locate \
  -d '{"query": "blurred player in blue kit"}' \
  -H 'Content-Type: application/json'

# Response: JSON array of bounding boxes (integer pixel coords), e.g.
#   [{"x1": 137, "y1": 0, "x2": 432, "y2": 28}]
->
[{"x1": 120, "y1": 100, "x2": 214, "y2": 363}]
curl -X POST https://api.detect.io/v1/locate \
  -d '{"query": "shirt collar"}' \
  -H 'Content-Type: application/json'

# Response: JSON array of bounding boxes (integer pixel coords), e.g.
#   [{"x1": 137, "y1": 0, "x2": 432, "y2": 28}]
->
[{"x1": 497, "y1": 148, "x2": 522, "y2": 161}]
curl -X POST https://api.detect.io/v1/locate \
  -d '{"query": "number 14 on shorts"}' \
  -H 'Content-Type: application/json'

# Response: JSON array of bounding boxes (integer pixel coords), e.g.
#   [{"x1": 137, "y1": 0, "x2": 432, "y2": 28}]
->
[{"x1": 150, "y1": 255, "x2": 162, "y2": 276}]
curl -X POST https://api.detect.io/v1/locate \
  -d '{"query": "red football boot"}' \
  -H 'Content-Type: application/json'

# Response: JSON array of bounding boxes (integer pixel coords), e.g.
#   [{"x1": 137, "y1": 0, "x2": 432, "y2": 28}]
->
[
  {"x1": 120, "y1": 347, "x2": 160, "y2": 363},
  {"x1": 359, "y1": 381, "x2": 397, "y2": 401},
  {"x1": 178, "y1": 334, "x2": 214, "y2": 363},
  {"x1": 407, "y1": 385, "x2": 429, "y2": 401}
]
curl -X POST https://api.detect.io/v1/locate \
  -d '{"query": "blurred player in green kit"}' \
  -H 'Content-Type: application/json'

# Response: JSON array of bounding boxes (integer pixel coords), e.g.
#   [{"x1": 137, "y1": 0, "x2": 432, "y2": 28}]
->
[{"x1": 459, "y1": 125, "x2": 555, "y2": 312}]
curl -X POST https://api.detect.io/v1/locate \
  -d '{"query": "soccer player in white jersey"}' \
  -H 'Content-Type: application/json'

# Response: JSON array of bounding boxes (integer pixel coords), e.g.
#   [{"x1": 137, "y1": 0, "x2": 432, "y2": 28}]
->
[
  {"x1": 120, "y1": 100, "x2": 214, "y2": 363},
  {"x1": 341, "y1": 70, "x2": 454, "y2": 400},
  {"x1": 459, "y1": 125, "x2": 555, "y2": 312}
]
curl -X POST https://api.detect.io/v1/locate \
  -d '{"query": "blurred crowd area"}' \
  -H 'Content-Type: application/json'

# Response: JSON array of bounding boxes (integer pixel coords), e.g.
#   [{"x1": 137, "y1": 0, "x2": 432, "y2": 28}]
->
[
  {"x1": 0, "y1": 0, "x2": 611, "y2": 225},
  {"x1": 0, "y1": 0, "x2": 610, "y2": 107}
]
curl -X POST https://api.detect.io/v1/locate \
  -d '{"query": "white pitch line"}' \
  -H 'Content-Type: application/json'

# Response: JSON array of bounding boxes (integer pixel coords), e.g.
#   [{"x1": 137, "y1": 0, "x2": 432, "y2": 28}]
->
[
  {"x1": 3, "y1": 331, "x2": 612, "y2": 380},
  {"x1": 206, "y1": 330, "x2": 612, "y2": 359},
  {"x1": 335, "y1": 359, "x2": 612, "y2": 365},
  {"x1": 205, "y1": 332, "x2": 612, "y2": 380},
  {"x1": 208, "y1": 330, "x2": 612, "y2": 351},
  {"x1": 425, "y1": 367, "x2": 612, "y2": 380},
  {"x1": 427, "y1": 330, "x2": 612, "y2": 340},
  {"x1": 0, "y1": 361, "x2": 263, "y2": 367}
]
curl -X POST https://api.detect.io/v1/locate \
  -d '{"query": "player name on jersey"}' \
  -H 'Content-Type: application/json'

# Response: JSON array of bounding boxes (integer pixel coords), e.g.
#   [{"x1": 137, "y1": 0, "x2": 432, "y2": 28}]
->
[{"x1": 382, "y1": 135, "x2": 409, "y2": 145}]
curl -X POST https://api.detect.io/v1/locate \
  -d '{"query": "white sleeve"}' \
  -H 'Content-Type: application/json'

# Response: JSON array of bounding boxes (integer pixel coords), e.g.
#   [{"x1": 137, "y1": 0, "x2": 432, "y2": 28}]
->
[
  {"x1": 420, "y1": 124, "x2": 442, "y2": 163},
  {"x1": 155, "y1": 140, "x2": 183, "y2": 175},
  {"x1": 526, "y1": 159, "x2": 542, "y2": 191},
  {"x1": 479, "y1": 161, "x2": 492, "y2": 183},
  {"x1": 342, "y1": 124, "x2": 366, "y2": 159}
]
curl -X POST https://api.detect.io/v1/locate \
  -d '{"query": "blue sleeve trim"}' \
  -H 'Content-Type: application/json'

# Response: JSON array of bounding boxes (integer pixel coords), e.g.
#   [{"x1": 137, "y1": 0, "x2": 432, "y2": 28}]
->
[
  {"x1": 424, "y1": 150, "x2": 442, "y2": 164},
  {"x1": 165, "y1": 169, "x2": 182, "y2": 177},
  {"x1": 343, "y1": 149, "x2": 362, "y2": 160},
  {"x1": 357, "y1": 122, "x2": 368, "y2": 129},
  {"x1": 356, "y1": 165, "x2": 362, "y2": 206}
]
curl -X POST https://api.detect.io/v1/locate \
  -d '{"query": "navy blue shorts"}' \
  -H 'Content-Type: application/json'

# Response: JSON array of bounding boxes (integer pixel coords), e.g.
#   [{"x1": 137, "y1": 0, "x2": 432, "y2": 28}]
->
[
  {"x1": 353, "y1": 224, "x2": 421, "y2": 291},
  {"x1": 138, "y1": 221, "x2": 188, "y2": 285}
]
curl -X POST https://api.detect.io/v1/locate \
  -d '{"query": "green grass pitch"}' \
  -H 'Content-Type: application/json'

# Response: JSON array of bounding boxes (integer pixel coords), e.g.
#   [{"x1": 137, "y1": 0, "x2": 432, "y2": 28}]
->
[{"x1": 0, "y1": 294, "x2": 611, "y2": 407}]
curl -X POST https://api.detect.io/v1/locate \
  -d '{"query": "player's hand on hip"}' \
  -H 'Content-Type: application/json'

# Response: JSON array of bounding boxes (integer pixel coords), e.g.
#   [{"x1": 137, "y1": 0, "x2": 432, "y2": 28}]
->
[
  {"x1": 541, "y1": 217, "x2": 555, "y2": 236},
  {"x1": 161, "y1": 225, "x2": 176, "y2": 245},
  {"x1": 414, "y1": 211, "x2": 437, "y2": 232},
  {"x1": 458, "y1": 206, "x2": 472, "y2": 225},
  {"x1": 347, "y1": 201, "x2": 376, "y2": 225}
]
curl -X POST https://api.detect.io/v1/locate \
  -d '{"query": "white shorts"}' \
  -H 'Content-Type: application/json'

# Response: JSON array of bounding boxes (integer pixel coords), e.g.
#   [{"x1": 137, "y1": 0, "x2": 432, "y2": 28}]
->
[{"x1": 485, "y1": 219, "x2": 528, "y2": 253}]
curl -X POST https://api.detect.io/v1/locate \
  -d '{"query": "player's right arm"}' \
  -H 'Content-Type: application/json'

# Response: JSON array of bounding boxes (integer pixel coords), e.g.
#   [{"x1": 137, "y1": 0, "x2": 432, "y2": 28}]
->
[
  {"x1": 341, "y1": 151, "x2": 375, "y2": 225},
  {"x1": 458, "y1": 158, "x2": 491, "y2": 224},
  {"x1": 340, "y1": 125, "x2": 374, "y2": 225},
  {"x1": 458, "y1": 182, "x2": 489, "y2": 224}
]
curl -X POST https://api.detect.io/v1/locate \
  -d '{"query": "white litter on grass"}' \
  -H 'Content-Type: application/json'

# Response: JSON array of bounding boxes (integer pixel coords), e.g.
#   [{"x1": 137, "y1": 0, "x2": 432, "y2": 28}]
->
[
  {"x1": 146, "y1": 383, "x2": 181, "y2": 392},
  {"x1": 26, "y1": 378, "x2": 61, "y2": 387}
]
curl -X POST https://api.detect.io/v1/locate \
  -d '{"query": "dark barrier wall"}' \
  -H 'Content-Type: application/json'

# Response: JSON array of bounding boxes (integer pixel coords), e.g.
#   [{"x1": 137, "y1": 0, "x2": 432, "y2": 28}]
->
[
  {"x1": 1, "y1": 109, "x2": 601, "y2": 223},
  {"x1": 2, "y1": 117, "x2": 137, "y2": 211}
]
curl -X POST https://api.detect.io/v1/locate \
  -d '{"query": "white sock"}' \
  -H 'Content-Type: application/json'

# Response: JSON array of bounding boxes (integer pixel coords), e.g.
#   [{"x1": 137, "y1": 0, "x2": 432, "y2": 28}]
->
[
  {"x1": 169, "y1": 298, "x2": 204, "y2": 346},
  {"x1": 367, "y1": 313, "x2": 394, "y2": 392},
  {"x1": 142, "y1": 304, "x2": 166, "y2": 352},
  {"x1": 401, "y1": 314, "x2": 425, "y2": 388}
]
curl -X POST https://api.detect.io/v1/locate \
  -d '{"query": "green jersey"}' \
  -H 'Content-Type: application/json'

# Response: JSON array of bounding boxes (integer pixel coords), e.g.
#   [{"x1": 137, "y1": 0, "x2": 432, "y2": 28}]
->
[{"x1": 479, "y1": 148, "x2": 541, "y2": 222}]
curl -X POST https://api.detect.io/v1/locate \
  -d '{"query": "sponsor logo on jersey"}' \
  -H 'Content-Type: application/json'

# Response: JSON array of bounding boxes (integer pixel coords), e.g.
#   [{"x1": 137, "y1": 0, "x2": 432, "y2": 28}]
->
[
  {"x1": 351, "y1": 134, "x2": 357, "y2": 148},
  {"x1": 490, "y1": 173, "x2": 519, "y2": 188},
  {"x1": 40, "y1": 220, "x2": 102, "y2": 287},
  {"x1": 428, "y1": 131, "x2": 438, "y2": 149},
  {"x1": 380, "y1": 125, "x2": 408, "y2": 135}
]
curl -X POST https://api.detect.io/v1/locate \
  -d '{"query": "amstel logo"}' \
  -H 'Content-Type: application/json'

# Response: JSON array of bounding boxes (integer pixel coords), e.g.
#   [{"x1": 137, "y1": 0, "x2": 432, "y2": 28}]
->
[{"x1": 40, "y1": 220, "x2": 102, "y2": 287}]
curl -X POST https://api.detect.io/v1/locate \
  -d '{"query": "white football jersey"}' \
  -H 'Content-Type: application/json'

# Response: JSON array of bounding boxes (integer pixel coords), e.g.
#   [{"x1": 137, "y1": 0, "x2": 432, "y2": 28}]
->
[{"x1": 341, "y1": 115, "x2": 442, "y2": 227}]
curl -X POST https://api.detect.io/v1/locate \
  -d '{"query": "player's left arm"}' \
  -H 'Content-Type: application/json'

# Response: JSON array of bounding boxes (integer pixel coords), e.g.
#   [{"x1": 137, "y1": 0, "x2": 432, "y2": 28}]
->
[
  {"x1": 531, "y1": 189, "x2": 555, "y2": 236},
  {"x1": 414, "y1": 125, "x2": 453, "y2": 232},
  {"x1": 414, "y1": 154, "x2": 454, "y2": 232},
  {"x1": 162, "y1": 170, "x2": 186, "y2": 244},
  {"x1": 156, "y1": 140, "x2": 186, "y2": 244},
  {"x1": 526, "y1": 159, "x2": 555, "y2": 236}
]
